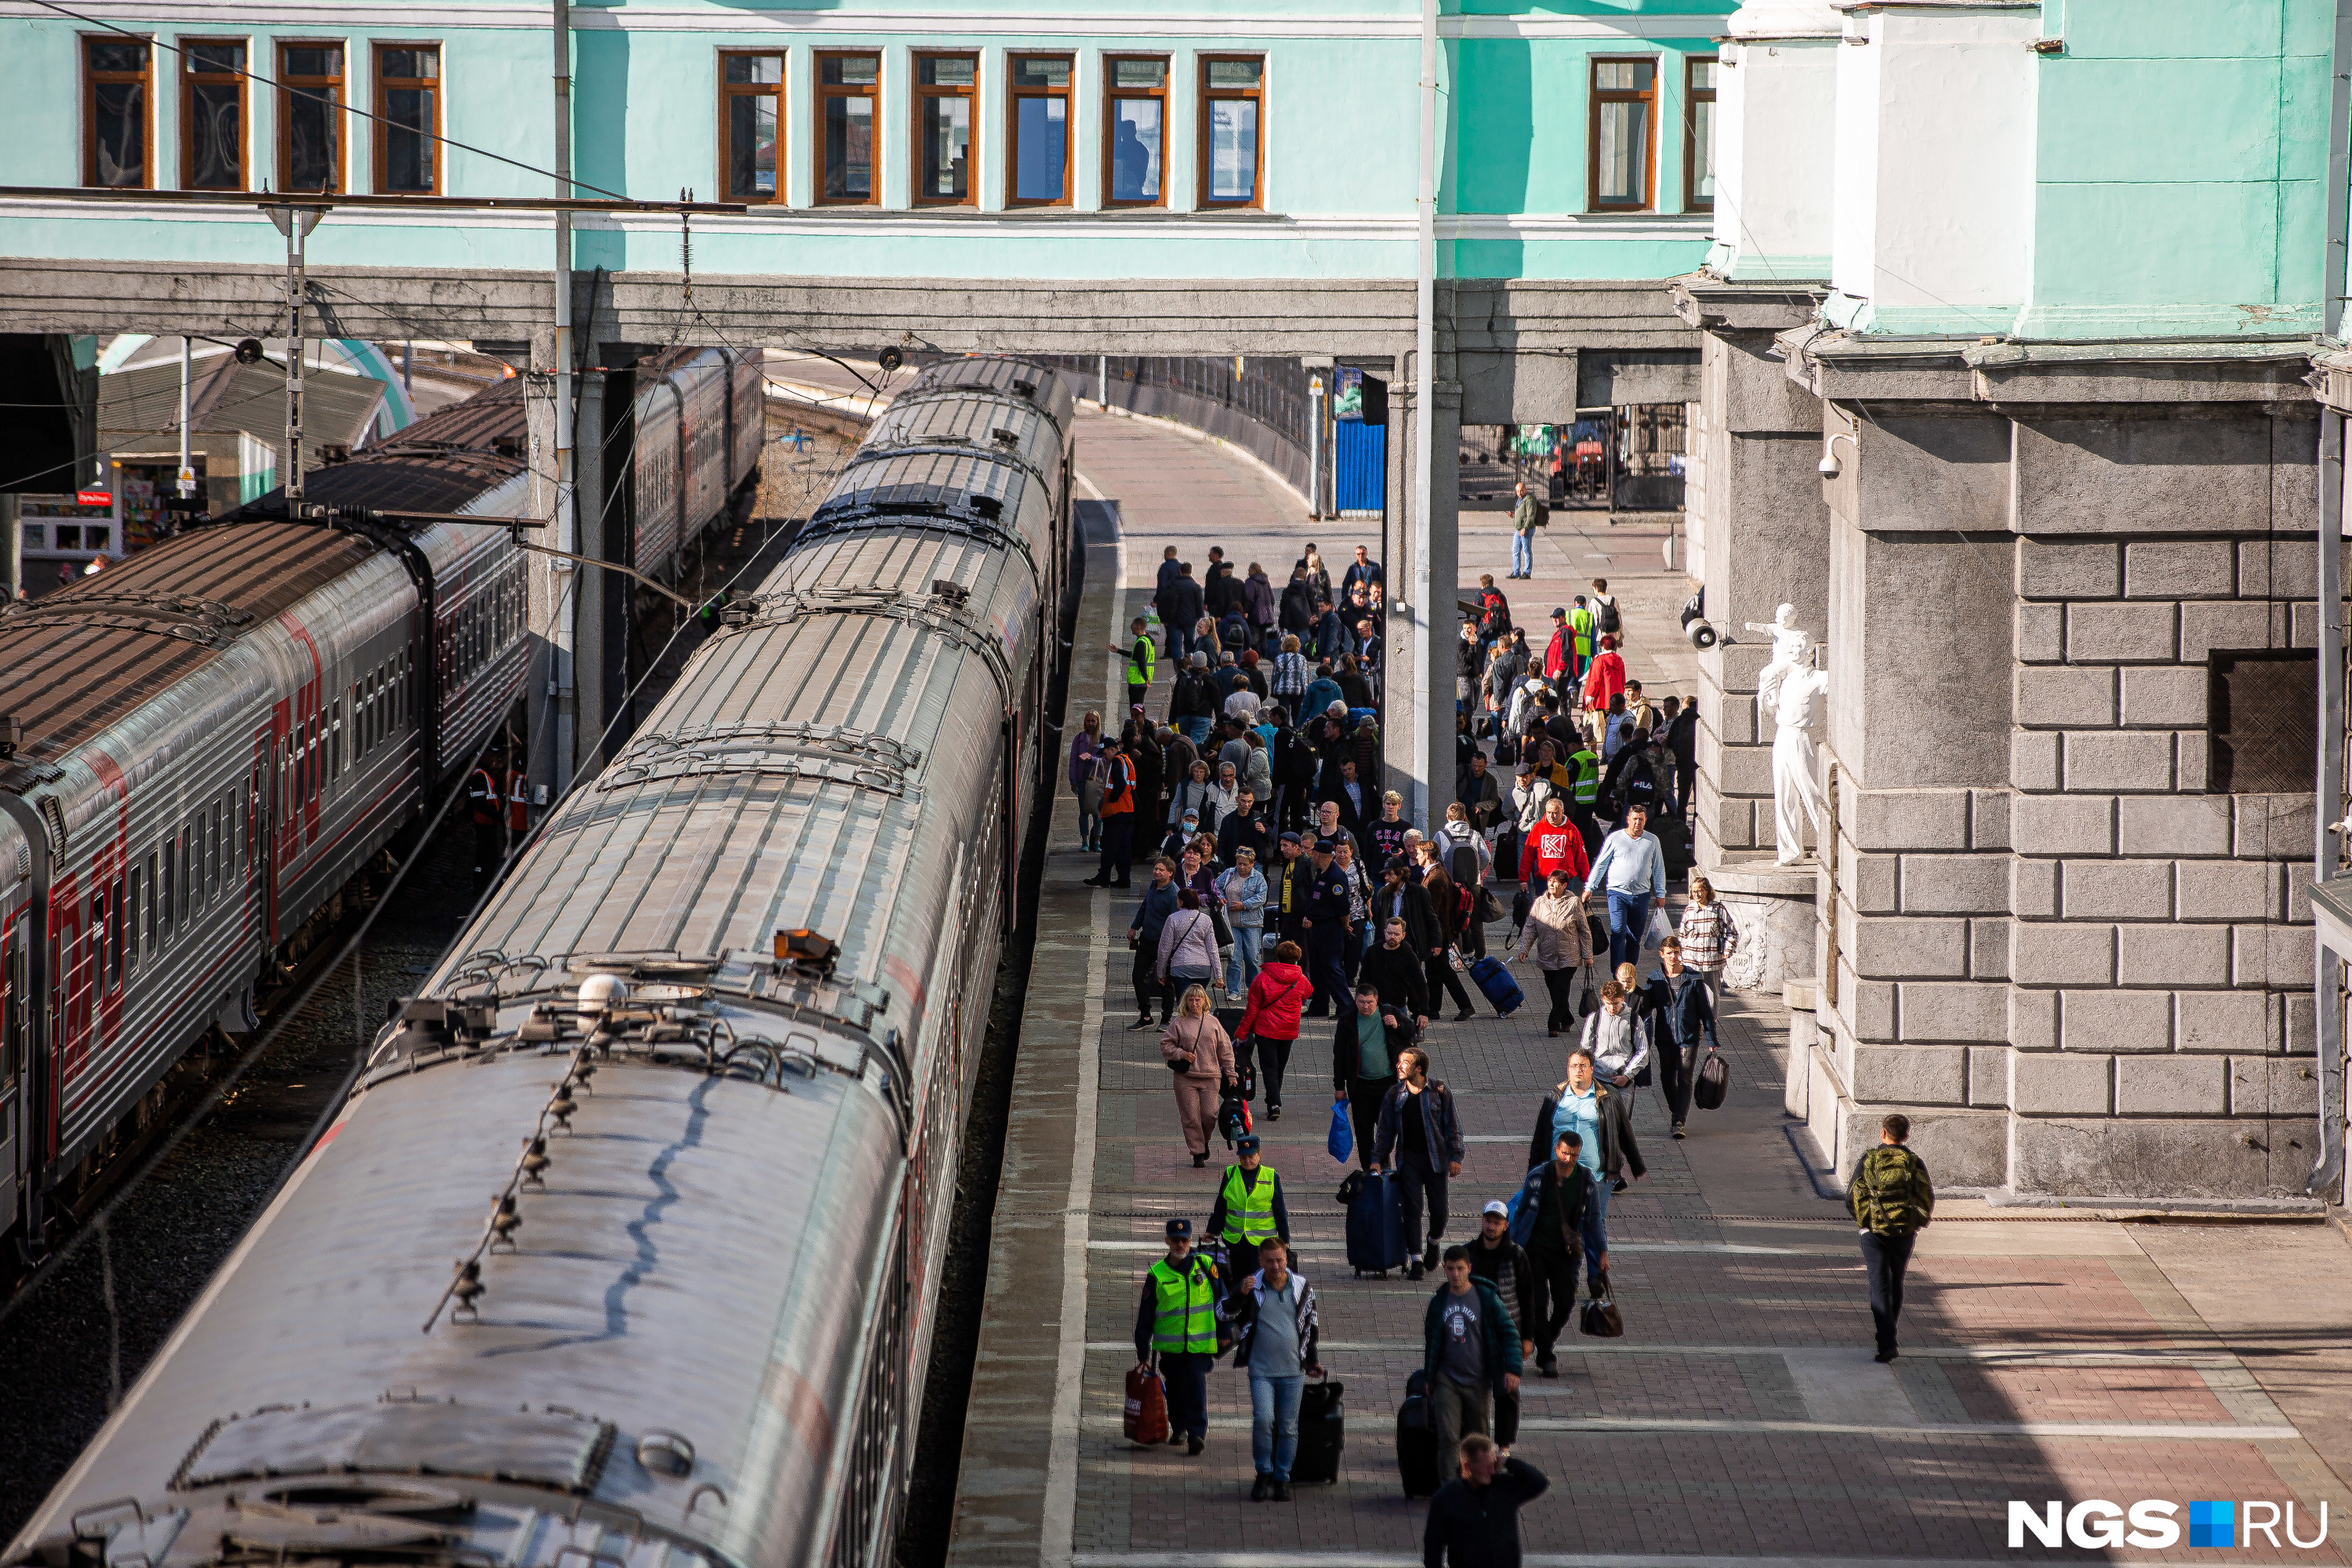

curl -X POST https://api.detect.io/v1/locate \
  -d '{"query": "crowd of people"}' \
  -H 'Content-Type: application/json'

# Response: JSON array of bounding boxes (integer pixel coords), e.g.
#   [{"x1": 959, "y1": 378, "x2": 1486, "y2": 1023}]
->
[{"x1": 1097, "y1": 538, "x2": 1935, "y2": 1559}]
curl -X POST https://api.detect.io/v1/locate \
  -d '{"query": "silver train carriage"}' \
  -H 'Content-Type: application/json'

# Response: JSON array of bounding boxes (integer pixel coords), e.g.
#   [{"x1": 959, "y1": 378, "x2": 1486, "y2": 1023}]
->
[
  {"x1": 0, "y1": 468, "x2": 530, "y2": 1254},
  {"x1": 6, "y1": 358, "x2": 1079, "y2": 1568},
  {"x1": 631, "y1": 348, "x2": 768, "y2": 581}
]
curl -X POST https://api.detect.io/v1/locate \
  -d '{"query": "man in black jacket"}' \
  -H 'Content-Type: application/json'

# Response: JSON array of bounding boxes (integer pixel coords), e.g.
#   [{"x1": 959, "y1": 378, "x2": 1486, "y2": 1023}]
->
[
  {"x1": 1360, "y1": 916, "x2": 1430, "y2": 1028},
  {"x1": 1465, "y1": 1201, "x2": 1534, "y2": 1449},
  {"x1": 1511, "y1": 1131, "x2": 1594, "y2": 1374},
  {"x1": 1372, "y1": 1045, "x2": 1461, "y2": 1279},
  {"x1": 1662, "y1": 695, "x2": 1698, "y2": 816},
  {"x1": 1161, "y1": 564, "x2": 1205, "y2": 662},
  {"x1": 1332, "y1": 984, "x2": 1413, "y2": 1172},
  {"x1": 1218, "y1": 789, "x2": 1273, "y2": 870},
  {"x1": 1423, "y1": 1436, "x2": 1548, "y2": 1568},
  {"x1": 1638, "y1": 935, "x2": 1719, "y2": 1138},
  {"x1": 1526, "y1": 1053, "x2": 1643, "y2": 1298}
]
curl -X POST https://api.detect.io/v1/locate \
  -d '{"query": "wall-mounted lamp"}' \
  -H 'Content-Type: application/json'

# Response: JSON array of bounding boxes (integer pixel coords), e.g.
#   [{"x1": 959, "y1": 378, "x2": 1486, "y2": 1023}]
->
[{"x1": 1817, "y1": 431, "x2": 1859, "y2": 479}]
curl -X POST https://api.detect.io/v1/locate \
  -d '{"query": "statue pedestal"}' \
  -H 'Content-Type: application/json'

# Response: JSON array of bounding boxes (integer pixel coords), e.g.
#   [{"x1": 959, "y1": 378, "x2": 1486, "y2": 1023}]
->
[{"x1": 1700, "y1": 854, "x2": 1819, "y2": 996}]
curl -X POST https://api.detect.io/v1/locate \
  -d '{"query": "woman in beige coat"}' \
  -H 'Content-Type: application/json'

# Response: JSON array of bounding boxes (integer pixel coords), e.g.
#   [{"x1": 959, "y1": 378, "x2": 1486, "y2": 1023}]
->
[
  {"x1": 1160, "y1": 983, "x2": 1240, "y2": 1167},
  {"x1": 1513, "y1": 868, "x2": 1595, "y2": 1038}
]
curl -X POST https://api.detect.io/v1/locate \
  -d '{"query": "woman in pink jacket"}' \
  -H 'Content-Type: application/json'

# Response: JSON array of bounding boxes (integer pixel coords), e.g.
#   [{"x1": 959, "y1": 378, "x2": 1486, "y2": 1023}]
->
[{"x1": 1161, "y1": 984, "x2": 1239, "y2": 1167}]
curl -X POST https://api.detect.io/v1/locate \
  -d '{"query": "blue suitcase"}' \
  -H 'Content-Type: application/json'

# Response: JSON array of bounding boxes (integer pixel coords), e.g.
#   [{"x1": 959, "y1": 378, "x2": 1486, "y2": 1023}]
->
[
  {"x1": 1469, "y1": 954, "x2": 1524, "y2": 1017},
  {"x1": 1341, "y1": 1170, "x2": 1409, "y2": 1276}
]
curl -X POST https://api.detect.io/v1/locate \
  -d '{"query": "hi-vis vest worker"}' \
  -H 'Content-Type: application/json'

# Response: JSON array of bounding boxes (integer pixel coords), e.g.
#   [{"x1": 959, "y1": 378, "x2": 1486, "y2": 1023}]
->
[
  {"x1": 1568, "y1": 746, "x2": 1602, "y2": 804},
  {"x1": 1148, "y1": 1251, "x2": 1221, "y2": 1355},
  {"x1": 505, "y1": 768, "x2": 531, "y2": 833},
  {"x1": 467, "y1": 765, "x2": 502, "y2": 827},
  {"x1": 1218, "y1": 1163, "x2": 1279, "y2": 1244}
]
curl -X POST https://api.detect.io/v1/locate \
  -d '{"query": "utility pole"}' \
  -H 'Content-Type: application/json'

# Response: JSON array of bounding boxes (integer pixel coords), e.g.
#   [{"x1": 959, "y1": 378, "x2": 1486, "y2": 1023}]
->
[
  {"x1": 550, "y1": 0, "x2": 577, "y2": 793},
  {"x1": 177, "y1": 335, "x2": 194, "y2": 509},
  {"x1": 267, "y1": 205, "x2": 324, "y2": 502}
]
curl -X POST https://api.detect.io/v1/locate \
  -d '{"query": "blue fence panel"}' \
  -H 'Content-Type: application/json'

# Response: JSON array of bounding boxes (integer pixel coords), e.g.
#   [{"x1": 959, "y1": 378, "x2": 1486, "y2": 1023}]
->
[{"x1": 1334, "y1": 419, "x2": 1385, "y2": 514}]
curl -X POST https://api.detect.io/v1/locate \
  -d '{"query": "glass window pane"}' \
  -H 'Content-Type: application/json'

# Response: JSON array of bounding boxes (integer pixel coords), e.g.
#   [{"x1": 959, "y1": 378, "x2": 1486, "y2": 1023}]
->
[
  {"x1": 1693, "y1": 98, "x2": 1714, "y2": 201},
  {"x1": 1014, "y1": 96, "x2": 1065, "y2": 200},
  {"x1": 920, "y1": 94, "x2": 970, "y2": 198},
  {"x1": 724, "y1": 53, "x2": 780, "y2": 84},
  {"x1": 1206, "y1": 59, "x2": 1260, "y2": 90},
  {"x1": 92, "y1": 80, "x2": 145, "y2": 185},
  {"x1": 88, "y1": 40, "x2": 147, "y2": 73},
  {"x1": 1109, "y1": 97, "x2": 1161, "y2": 201},
  {"x1": 1596, "y1": 99, "x2": 1646, "y2": 204},
  {"x1": 822, "y1": 54, "x2": 877, "y2": 86},
  {"x1": 1690, "y1": 60, "x2": 1715, "y2": 91},
  {"x1": 288, "y1": 83, "x2": 339, "y2": 188},
  {"x1": 919, "y1": 55, "x2": 973, "y2": 87},
  {"x1": 284, "y1": 45, "x2": 340, "y2": 78},
  {"x1": 384, "y1": 86, "x2": 433, "y2": 190},
  {"x1": 1012, "y1": 56, "x2": 1068, "y2": 89},
  {"x1": 729, "y1": 93, "x2": 776, "y2": 196},
  {"x1": 1207, "y1": 98, "x2": 1256, "y2": 201},
  {"x1": 1111, "y1": 59, "x2": 1165, "y2": 90},
  {"x1": 191, "y1": 78, "x2": 241, "y2": 187},
  {"x1": 381, "y1": 47, "x2": 436, "y2": 80},
  {"x1": 825, "y1": 94, "x2": 873, "y2": 198},
  {"x1": 189, "y1": 42, "x2": 243, "y2": 74}
]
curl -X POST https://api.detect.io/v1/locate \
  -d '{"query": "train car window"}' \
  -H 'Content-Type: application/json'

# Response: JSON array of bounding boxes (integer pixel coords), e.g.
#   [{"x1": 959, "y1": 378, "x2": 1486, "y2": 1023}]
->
[
  {"x1": 142, "y1": 851, "x2": 157, "y2": 956},
  {"x1": 208, "y1": 801, "x2": 222, "y2": 902},
  {"x1": 105, "y1": 877, "x2": 124, "y2": 989},
  {"x1": 3, "y1": 924, "x2": 19, "y2": 1083},
  {"x1": 181, "y1": 824, "x2": 195, "y2": 925},
  {"x1": 159, "y1": 840, "x2": 175, "y2": 942},
  {"x1": 126, "y1": 865, "x2": 141, "y2": 971}
]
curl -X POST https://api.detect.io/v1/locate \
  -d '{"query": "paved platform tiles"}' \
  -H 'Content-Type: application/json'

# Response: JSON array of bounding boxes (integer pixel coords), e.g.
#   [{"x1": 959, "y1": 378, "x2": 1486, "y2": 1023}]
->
[{"x1": 947, "y1": 414, "x2": 2352, "y2": 1567}]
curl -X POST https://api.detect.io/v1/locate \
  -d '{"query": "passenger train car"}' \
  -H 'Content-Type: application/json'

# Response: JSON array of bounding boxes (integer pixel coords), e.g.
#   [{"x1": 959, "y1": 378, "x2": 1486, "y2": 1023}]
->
[{"x1": 6, "y1": 358, "x2": 1077, "y2": 1568}]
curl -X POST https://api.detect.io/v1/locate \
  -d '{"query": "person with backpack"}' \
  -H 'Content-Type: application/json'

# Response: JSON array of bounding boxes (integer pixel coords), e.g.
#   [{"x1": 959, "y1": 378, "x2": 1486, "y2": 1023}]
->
[
  {"x1": 1508, "y1": 1130, "x2": 1594, "y2": 1375},
  {"x1": 1588, "y1": 577, "x2": 1621, "y2": 644},
  {"x1": 1222, "y1": 1236, "x2": 1325, "y2": 1502},
  {"x1": 1581, "y1": 633, "x2": 1627, "y2": 720},
  {"x1": 1420, "y1": 1245, "x2": 1522, "y2": 1468},
  {"x1": 1419, "y1": 862, "x2": 1479, "y2": 1021},
  {"x1": 1849, "y1": 1113, "x2": 1935, "y2": 1362},
  {"x1": 1508, "y1": 481, "x2": 1541, "y2": 579},
  {"x1": 1133, "y1": 1218, "x2": 1223, "y2": 1457},
  {"x1": 1372, "y1": 1045, "x2": 1463, "y2": 1280}
]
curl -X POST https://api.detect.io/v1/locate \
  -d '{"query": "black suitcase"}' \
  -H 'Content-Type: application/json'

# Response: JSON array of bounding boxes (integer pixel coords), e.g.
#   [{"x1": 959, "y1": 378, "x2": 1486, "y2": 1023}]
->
[
  {"x1": 1396, "y1": 1370, "x2": 1441, "y2": 1497},
  {"x1": 1290, "y1": 1380, "x2": 1345, "y2": 1483}
]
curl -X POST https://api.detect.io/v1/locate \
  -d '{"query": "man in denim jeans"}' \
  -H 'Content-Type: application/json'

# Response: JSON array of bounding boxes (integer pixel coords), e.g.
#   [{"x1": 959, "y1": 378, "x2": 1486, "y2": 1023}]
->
[
  {"x1": 1223, "y1": 1237, "x2": 1325, "y2": 1501},
  {"x1": 1581, "y1": 802, "x2": 1667, "y2": 969}
]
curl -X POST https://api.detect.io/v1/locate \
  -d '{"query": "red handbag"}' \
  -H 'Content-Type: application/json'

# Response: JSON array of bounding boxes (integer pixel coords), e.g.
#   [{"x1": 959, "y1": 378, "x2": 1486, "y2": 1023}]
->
[{"x1": 1125, "y1": 1362, "x2": 1171, "y2": 1446}]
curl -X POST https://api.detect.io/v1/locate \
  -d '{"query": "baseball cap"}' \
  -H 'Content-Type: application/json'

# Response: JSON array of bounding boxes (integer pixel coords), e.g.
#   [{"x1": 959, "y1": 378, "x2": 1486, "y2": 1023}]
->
[
  {"x1": 1165, "y1": 1217, "x2": 1192, "y2": 1239},
  {"x1": 1482, "y1": 1200, "x2": 1510, "y2": 1218}
]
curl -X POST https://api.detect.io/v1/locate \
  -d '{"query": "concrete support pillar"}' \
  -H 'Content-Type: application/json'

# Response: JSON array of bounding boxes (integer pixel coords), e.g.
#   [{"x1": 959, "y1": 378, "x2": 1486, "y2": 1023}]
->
[
  {"x1": 572, "y1": 368, "x2": 606, "y2": 772},
  {"x1": 1385, "y1": 374, "x2": 1460, "y2": 828},
  {"x1": 523, "y1": 328, "x2": 572, "y2": 802}
]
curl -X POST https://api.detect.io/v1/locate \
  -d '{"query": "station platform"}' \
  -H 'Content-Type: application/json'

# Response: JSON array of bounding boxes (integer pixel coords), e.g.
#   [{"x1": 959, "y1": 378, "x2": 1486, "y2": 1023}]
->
[{"x1": 946, "y1": 414, "x2": 2352, "y2": 1567}]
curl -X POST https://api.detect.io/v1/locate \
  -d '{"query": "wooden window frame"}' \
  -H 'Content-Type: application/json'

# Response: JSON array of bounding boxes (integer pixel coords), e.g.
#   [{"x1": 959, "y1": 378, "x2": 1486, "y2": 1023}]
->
[
  {"x1": 82, "y1": 34, "x2": 154, "y2": 190},
  {"x1": 717, "y1": 49, "x2": 786, "y2": 205},
  {"x1": 1587, "y1": 55, "x2": 1657, "y2": 213},
  {"x1": 1005, "y1": 52, "x2": 1074, "y2": 209},
  {"x1": 1196, "y1": 53, "x2": 1265, "y2": 210},
  {"x1": 813, "y1": 49, "x2": 881, "y2": 207},
  {"x1": 1100, "y1": 53, "x2": 1169, "y2": 209},
  {"x1": 911, "y1": 50, "x2": 978, "y2": 208},
  {"x1": 1682, "y1": 54, "x2": 1716, "y2": 215},
  {"x1": 372, "y1": 40, "x2": 442, "y2": 196},
  {"x1": 276, "y1": 40, "x2": 347, "y2": 194},
  {"x1": 180, "y1": 37, "x2": 247, "y2": 191}
]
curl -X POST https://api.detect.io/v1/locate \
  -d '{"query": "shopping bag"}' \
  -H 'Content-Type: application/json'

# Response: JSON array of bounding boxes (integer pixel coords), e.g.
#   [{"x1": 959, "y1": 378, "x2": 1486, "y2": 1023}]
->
[
  {"x1": 1643, "y1": 902, "x2": 1674, "y2": 951},
  {"x1": 1124, "y1": 1363, "x2": 1171, "y2": 1445},
  {"x1": 1328, "y1": 1096, "x2": 1355, "y2": 1163}
]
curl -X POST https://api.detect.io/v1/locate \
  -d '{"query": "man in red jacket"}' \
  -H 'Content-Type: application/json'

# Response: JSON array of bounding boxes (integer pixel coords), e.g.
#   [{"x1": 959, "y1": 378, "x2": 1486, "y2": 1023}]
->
[
  {"x1": 1542, "y1": 607, "x2": 1572, "y2": 684},
  {"x1": 1518, "y1": 797, "x2": 1591, "y2": 889}
]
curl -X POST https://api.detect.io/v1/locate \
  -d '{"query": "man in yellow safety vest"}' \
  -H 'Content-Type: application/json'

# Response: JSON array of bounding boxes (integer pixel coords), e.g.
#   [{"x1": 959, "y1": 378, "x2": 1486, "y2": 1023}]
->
[
  {"x1": 1133, "y1": 1217, "x2": 1224, "y2": 1454},
  {"x1": 1205, "y1": 1134, "x2": 1292, "y2": 1290}
]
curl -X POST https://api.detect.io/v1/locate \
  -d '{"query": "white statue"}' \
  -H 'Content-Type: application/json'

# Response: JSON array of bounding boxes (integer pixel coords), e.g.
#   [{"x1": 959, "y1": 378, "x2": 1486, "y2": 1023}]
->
[{"x1": 1751, "y1": 608, "x2": 1828, "y2": 866}]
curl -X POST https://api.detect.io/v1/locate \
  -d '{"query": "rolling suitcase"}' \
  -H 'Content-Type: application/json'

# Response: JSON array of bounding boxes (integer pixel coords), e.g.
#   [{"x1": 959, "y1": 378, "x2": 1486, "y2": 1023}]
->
[
  {"x1": 1468, "y1": 955, "x2": 1524, "y2": 1017},
  {"x1": 1290, "y1": 1380, "x2": 1346, "y2": 1483},
  {"x1": 1396, "y1": 1370, "x2": 1442, "y2": 1497},
  {"x1": 1340, "y1": 1169, "x2": 1409, "y2": 1276}
]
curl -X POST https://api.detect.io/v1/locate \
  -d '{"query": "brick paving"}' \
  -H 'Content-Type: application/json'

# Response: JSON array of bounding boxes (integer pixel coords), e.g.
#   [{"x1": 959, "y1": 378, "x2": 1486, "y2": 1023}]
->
[{"x1": 948, "y1": 411, "x2": 2352, "y2": 1567}]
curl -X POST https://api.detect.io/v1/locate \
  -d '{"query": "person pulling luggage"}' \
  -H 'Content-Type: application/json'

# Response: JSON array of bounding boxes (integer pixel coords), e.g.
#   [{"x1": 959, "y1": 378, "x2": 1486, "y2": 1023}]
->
[
  {"x1": 1420, "y1": 1246, "x2": 1523, "y2": 1469},
  {"x1": 1133, "y1": 1218, "x2": 1224, "y2": 1457},
  {"x1": 1206, "y1": 1134, "x2": 1291, "y2": 1290},
  {"x1": 1371, "y1": 1045, "x2": 1462, "y2": 1281},
  {"x1": 1221, "y1": 1236, "x2": 1326, "y2": 1501},
  {"x1": 1333, "y1": 983, "x2": 1415, "y2": 1174}
]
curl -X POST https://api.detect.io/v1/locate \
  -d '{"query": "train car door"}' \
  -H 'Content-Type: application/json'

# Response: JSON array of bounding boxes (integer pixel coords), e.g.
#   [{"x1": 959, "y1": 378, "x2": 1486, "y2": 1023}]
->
[
  {"x1": 256, "y1": 716, "x2": 281, "y2": 948},
  {"x1": 0, "y1": 918, "x2": 23, "y2": 1233}
]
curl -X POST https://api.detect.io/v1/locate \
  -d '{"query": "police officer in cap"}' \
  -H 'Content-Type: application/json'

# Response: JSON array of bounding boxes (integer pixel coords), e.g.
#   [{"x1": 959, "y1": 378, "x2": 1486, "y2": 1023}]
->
[
  {"x1": 1300, "y1": 837, "x2": 1353, "y2": 1018},
  {"x1": 1134, "y1": 1217, "x2": 1223, "y2": 1455},
  {"x1": 1205, "y1": 1134, "x2": 1290, "y2": 1292}
]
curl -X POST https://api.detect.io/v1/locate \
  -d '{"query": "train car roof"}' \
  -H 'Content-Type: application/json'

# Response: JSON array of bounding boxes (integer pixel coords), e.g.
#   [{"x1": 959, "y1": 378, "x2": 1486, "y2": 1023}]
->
[
  {"x1": 246, "y1": 379, "x2": 532, "y2": 517},
  {"x1": 0, "y1": 524, "x2": 379, "y2": 771}
]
